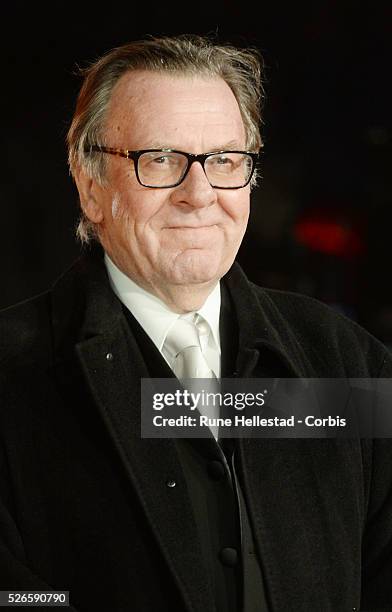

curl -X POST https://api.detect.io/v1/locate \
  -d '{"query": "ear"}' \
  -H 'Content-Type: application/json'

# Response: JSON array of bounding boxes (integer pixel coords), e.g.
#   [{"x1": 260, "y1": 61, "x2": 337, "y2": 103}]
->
[{"x1": 74, "y1": 168, "x2": 104, "y2": 224}]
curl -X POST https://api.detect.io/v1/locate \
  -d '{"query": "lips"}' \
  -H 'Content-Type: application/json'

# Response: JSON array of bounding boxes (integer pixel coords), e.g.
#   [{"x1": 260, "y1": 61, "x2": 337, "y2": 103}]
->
[{"x1": 165, "y1": 224, "x2": 217, "y2": 229}]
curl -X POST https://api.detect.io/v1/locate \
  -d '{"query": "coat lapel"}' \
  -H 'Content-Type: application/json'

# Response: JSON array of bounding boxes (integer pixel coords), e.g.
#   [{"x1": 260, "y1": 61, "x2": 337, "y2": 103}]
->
[{"x1": 51, "y1": 251, "x2": 215, "y2": 612}]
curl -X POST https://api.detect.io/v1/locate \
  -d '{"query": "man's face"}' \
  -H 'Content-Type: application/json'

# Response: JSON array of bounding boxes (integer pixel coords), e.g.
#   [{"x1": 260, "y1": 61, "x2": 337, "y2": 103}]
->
[{"x1": 80, "y1": 70, "x2": 251, "y2": 307}]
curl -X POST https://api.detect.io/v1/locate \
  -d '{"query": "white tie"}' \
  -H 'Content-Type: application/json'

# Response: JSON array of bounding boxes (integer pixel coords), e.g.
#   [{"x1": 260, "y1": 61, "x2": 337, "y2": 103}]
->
[{"x1": 164, "y1": 314, "x2": 220, "y2": 439}]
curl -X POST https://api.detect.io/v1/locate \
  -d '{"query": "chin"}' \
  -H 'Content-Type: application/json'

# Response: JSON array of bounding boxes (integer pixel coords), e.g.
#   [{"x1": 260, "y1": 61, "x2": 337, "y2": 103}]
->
[{"x1": 168, "y1": 250, "x2": 228, "y2": 286}]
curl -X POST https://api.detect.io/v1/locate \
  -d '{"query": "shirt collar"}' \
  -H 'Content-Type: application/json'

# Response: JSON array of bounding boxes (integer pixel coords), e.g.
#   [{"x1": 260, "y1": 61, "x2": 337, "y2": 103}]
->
[{"x1": 104, "y1": 253, "x2": 221, "y2": 354}]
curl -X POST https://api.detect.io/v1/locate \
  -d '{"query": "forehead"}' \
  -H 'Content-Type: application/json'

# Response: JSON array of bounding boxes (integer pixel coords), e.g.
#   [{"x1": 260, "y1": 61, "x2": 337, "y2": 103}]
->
[{"x1": 104, "y1": 70, "x2": 246, "y2": 150}]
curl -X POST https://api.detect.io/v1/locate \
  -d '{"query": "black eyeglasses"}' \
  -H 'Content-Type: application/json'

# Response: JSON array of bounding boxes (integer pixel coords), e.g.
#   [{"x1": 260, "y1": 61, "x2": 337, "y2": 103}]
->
[{"x1": 85, "y1": 145, "x2": 260, "y2": 189}]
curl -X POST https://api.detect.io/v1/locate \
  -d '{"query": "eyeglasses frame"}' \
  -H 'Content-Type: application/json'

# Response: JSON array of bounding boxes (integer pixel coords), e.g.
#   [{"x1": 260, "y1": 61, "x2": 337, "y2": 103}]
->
[{"x1": 85, "y1": 145, "x2": 261, "y2": 189}]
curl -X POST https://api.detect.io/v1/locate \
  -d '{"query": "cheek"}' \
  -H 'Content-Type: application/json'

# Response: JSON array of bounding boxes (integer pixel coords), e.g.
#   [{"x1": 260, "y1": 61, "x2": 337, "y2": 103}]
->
[
  {"x1": 106, "y1": 167, "x2": 150, "y2": 223},
  {"x1": 221, "y1": 192, "x2": 250, "y2": 225},
  {"x1": 109, "y1": 192, "x2": 166, "y2": 247},
  {"x1": 107, "y1": 187, "x2": 140, "y2": 224},
  {"x1": 111, "y1": 193, "x2": 122, "y2": 219}
]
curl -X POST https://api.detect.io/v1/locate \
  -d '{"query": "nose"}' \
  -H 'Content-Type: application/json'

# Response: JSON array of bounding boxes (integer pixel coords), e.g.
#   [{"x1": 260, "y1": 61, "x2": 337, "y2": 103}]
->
[{"x1": 171, "y1": 160, "x2": 217, "y2": 209}]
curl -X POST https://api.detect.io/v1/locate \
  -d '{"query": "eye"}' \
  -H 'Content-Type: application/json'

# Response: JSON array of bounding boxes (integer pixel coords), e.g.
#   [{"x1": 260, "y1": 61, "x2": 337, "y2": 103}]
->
[
  {"x1": 214, "y1": 155, "x2": 232, "y2": 165},
  {"x1": 207, "y1": 153, "x2": 239, "y2": 172},
  {"x1": 151, "y1": 154, "x2": 178, "y2": 165}
]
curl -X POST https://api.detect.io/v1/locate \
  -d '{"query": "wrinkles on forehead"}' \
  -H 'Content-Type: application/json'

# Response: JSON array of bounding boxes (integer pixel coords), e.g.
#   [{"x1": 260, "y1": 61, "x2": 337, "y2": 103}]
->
[{"x1": 102, "y1": 70, "x2": 246, "y2": 152}]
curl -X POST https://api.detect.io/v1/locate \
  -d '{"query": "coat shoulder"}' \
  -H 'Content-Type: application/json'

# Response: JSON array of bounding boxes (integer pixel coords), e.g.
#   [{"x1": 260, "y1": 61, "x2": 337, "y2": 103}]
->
[
  {"x1": 251, "y1": 284, "x2": 392, "y2": 377},
  {"x1": 0, "y1": 292, "x2": 52, "y2": 371},
  {"x1": 255, "y1": 284, "x2": 356, "y2": 328}
]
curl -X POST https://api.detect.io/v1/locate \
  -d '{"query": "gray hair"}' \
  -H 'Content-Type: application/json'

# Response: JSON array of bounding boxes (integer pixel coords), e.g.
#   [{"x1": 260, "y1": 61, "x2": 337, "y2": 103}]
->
[{"x1": 66, "y1": 34, "x2": 265, "y2": 243}]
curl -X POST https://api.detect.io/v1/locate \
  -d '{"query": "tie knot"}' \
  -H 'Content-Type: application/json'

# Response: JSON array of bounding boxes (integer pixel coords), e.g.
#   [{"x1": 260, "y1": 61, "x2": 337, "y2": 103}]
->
[
  {"x1": 164, "y1": 315, "x2": 202, "y2": 359},
  {"x1": 164, "y1": 314, "x2": 214, "y2": 380}
]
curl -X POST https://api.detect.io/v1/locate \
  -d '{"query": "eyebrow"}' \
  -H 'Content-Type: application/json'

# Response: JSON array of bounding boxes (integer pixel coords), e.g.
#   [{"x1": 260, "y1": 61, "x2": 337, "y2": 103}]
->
[{"x1": 144, "y1": 140, "x2": 245, "y2": 151}]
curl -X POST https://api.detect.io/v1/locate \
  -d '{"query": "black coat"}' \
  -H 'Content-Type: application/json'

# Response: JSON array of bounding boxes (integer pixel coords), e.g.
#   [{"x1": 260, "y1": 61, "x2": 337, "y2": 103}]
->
[{"x1": 1, "y1": 249, "x2": 392, "y2": 611}]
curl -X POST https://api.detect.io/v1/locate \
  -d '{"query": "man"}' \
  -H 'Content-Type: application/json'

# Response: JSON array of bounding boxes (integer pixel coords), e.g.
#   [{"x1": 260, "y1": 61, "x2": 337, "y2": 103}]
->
[{"x1": 1, "y1": 34, "x2": 392, "y2": 612}]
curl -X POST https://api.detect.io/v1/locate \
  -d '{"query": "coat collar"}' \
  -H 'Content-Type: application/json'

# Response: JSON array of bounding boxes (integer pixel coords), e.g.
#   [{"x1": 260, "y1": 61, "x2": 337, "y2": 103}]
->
[
  {"x1": 223, "y1": 262, "x2": 305, "y2": 378},
  {"x1": 51, "y1": 247, "x2": 305, "y2": 377}
]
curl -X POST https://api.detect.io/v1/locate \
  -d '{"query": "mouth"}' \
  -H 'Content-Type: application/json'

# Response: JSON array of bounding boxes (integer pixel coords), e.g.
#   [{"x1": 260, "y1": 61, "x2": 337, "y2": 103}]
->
[{"x1": 165, "y1": 224, "x2": 217, "y2": 230}]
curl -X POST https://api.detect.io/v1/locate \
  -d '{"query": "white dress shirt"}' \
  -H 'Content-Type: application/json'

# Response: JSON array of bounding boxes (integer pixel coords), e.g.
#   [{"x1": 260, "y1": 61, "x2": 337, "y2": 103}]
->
[{"x1": 104, "y1": 254, "x2": 221, "y2": 377}]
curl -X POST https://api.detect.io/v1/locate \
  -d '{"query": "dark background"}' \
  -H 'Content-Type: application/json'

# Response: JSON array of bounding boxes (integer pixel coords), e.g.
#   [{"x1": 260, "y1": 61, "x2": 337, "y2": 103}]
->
[{"x1": 2, "y1": 1, "x2": 391, "y2": 345}]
